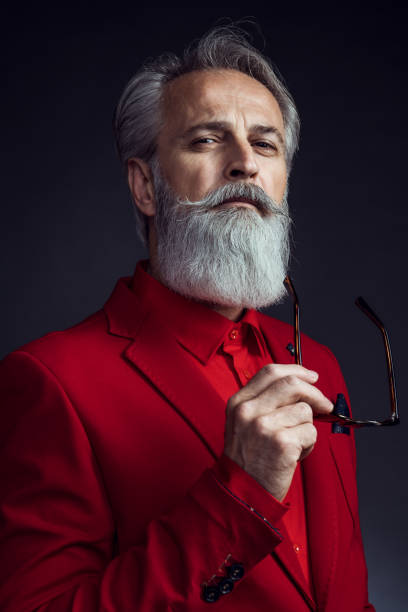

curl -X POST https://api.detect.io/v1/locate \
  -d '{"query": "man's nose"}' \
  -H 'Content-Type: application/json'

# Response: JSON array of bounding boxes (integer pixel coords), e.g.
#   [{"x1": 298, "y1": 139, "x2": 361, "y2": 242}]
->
[{"x1": 223, "y1": 142, "x2": 259, "y2": 181}]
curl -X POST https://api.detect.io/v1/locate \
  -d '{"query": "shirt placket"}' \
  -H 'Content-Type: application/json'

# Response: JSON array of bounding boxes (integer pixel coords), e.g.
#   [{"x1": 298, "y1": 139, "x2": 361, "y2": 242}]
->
[{"x1": 223, "y1": 324, "x2": 257, "y2": 387}]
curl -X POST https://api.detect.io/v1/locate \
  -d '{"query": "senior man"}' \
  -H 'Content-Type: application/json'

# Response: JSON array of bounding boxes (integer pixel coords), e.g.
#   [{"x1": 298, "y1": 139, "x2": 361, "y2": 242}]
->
[{"x1": 0, "y1": 27, "x2": 374, "y2": 610}]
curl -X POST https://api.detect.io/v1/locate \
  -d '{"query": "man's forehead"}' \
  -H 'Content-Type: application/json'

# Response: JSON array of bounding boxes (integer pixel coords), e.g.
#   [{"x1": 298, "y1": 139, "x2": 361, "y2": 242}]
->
[{"x1": 160, "y1": 69, "x2": 284, "y2": 133}]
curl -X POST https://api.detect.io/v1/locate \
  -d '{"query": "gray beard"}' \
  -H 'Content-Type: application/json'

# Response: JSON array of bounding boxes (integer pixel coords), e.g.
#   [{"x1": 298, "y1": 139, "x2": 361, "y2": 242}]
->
[{"x1": 151, "y1": 161, "x2": 292, "y2": 309}]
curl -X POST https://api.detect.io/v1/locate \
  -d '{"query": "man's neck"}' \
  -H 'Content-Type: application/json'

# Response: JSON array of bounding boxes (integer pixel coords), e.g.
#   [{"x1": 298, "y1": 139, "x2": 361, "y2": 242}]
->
[{"x1": 207, "y1": 303, "x2": 245, "y2": 322}]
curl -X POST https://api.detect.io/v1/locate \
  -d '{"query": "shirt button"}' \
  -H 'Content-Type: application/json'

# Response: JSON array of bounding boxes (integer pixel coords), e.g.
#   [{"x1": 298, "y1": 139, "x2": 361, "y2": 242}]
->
[
  {"x1": 229, "y1": 329, "x2": 239, "y2": 340},
  {"x1": 293, "y1": 544, "x2": 301, "y2": 553},
  {"x1": 243, "y1": 369, "x2": 251, "y2": 379}
]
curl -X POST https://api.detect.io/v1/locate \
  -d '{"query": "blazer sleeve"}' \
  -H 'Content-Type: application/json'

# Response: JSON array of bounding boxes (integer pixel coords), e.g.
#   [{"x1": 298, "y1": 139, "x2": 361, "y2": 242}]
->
[{"x1": 0, "y1": 350, "x2": 287, "y2": 611}]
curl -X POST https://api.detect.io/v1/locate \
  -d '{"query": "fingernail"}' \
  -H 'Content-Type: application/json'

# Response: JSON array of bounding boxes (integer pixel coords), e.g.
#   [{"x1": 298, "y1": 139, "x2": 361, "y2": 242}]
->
[{"x1": 309, "y1": 370, "x2": 319, "y2": 380}]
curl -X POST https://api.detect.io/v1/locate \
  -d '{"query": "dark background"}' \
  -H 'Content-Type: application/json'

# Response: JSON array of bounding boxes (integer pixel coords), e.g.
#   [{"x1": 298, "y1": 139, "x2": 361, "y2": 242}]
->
[{"x1": 1, "y1": 3, "x2": 407, "y2": 609}]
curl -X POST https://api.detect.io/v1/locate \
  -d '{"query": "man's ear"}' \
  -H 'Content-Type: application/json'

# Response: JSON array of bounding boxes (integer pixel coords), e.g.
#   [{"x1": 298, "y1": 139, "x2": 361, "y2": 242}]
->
[{"x1": 127, "y1": 158, "x2": 156, "y2": 217}]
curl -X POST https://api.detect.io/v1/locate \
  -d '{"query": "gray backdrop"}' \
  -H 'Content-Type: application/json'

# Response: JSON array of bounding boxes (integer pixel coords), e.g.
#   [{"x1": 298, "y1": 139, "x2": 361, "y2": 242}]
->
[{"x1": 2, "y1": 3, "x2": 407, "y2": 609}]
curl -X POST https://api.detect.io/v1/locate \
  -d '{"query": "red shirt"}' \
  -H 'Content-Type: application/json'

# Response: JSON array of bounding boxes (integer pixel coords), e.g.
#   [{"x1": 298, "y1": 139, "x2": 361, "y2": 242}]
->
[{"x1": 131, "y1": 262, "x2": 311, "y2": 585}]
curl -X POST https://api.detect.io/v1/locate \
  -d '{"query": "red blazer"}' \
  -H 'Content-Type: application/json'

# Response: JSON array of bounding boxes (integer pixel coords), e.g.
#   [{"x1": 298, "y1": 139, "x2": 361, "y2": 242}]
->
[{"x1": 0, "y1": 272, "x2": 374, "y2": 611}]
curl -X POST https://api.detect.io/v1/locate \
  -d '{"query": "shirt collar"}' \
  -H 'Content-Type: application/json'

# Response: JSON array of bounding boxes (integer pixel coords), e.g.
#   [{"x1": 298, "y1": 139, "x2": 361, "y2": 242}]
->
[{"x1": 130, "y1": 261, "x2": 266, "y2": 364}]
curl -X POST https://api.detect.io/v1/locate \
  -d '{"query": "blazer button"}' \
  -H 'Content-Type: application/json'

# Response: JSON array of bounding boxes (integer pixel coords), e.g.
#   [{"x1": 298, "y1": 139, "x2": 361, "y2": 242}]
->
[
  {"x1": 202, "y1": 584, "x2": 220, "y2": 603},
  {"x1": 227, "y1": 562, "x2": 245, "y2": 581},
  {"x1": 215, "y1": 576, "x2": 234, "y2": 595}
]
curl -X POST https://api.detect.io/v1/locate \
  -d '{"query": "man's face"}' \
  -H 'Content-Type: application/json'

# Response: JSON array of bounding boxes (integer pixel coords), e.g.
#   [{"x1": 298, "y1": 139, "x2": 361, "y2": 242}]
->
[
  {"x1": 156, "y1": 69, "x2": 287, "y2": 208},
  {"x1": 138, "y1": 68, "x2": 291, "y2": 312}
]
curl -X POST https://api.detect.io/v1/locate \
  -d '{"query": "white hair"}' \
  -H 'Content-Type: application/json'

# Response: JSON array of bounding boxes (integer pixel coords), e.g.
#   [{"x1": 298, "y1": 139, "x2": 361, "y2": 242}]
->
[
  {"x1": 113, "y1": 25, "x2": 300, "y2": 244},
  {"x1": 151, "y1": 159, "x2": 291, "y2": 309}
]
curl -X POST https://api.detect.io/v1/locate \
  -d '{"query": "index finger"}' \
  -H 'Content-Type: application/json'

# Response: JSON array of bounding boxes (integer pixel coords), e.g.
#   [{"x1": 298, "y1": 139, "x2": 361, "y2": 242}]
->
[{"x1": 228, "y1": 363, "x2": 319, "y2": 409}]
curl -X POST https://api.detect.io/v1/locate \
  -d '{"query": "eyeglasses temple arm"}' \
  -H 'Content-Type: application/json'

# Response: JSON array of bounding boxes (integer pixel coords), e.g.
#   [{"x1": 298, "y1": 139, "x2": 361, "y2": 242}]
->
[
  {"x1": 355, "y1": 297, "x2": 399, "y2": 422},
  {"x1": 284, "y1": 276, "x2": 302, "y2": 366}
]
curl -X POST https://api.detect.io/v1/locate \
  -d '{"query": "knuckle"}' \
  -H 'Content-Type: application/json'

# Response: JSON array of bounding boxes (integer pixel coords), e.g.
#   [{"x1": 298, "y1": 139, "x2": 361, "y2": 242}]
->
[
  {"x1": 235, "y1": 400, "x2": 254, "y2": 422},
  {"x1": 253, "y1": 415, "x2": 270, "y2": 437},
  {"x1": 298, "y1": 402, "x2": 313, "y2": 419},
  {"x1": 282, "y1": 374, "x2": 300, "y2": 387},
  {"x1": 306, "y1": 423, "x2": 317, "y2": 443},
  {"x1": 274, "y1": 428, "x2": 291, "y2": 450},
  {"x1": 262, "y1": 363, "x2": 278, "y2": 377}
]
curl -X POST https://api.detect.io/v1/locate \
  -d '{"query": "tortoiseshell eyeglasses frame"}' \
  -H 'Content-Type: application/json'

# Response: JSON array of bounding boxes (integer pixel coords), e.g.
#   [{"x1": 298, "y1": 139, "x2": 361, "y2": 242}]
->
[{"x1": 284, "y1": 276, "x2": 400, "y2": 428}]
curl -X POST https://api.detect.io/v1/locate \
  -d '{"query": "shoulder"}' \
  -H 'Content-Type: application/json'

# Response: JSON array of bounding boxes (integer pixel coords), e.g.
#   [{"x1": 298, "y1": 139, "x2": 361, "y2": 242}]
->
[
  {"x1": 5, "y1": 309, "x2": 106, "y2": 362},
  {"x1": 0, "y1": 306, "x2": 129, "y2": 390}
]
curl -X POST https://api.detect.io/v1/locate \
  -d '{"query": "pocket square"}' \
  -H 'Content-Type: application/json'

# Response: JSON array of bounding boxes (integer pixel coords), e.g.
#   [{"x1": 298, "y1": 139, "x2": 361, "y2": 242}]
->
[{"x1": 332, "y1": 393, "x2": 350, "y2": 435}]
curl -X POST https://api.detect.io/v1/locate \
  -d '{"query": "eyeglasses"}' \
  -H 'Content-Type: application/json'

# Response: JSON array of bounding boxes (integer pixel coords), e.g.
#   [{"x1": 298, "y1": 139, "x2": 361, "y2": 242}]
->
[{"x1": 284, "y1": 276, "x2": 399, "y2": 428}]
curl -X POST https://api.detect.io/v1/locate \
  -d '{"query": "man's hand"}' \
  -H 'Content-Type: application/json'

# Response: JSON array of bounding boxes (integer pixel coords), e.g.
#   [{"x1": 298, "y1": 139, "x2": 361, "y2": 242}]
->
[{"x1": 224, "y1": 364, "x2": 333, "y2": 502}]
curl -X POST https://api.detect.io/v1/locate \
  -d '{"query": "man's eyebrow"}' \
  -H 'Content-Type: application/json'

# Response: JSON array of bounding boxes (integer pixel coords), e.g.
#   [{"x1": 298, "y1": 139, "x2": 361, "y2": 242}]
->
[
  {"x1": 181, "y1": 121, "x2": 285, "y2": 147},
  {"x1": 181, "y1": 121, "x2": 230, "y2": 138},
  {"x1": 250, "y1": 124, "x2": 285, "y2": 147}
]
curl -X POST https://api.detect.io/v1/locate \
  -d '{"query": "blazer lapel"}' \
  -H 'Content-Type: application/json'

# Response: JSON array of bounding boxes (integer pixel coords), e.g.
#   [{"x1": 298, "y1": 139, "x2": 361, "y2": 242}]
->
[
  {"x1": 124, "y1": 310, "x2": 227, "y2": 460},
  {"x1": 328, "y1": 431, "x2": 359, "y2": 525},
  {"x1": 104, "y1": 278, "x2": 226, "y2": 460},
  {"x1": 302, "y1": 424, "x2": 339, "y2": 610}
]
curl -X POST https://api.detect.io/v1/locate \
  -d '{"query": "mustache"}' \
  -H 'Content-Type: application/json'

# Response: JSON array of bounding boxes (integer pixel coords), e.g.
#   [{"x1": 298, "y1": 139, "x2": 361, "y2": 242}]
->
[{"x1": 178, "y1": 182, "x2": 288, "y2": 217}]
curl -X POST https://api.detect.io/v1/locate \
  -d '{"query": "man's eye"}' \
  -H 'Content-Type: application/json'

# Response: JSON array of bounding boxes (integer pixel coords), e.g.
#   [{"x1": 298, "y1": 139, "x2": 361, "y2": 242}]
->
[
  {"x1": 254, "y1": 141, "x2": 277, "y2": 150},
  {"x1": 193, "y1": 137, "x2": 216, "y2": 145}
]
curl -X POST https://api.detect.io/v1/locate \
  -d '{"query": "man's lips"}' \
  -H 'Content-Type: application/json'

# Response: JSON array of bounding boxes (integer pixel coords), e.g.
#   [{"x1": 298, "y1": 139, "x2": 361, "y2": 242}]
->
[{"x1": 216, "y1": 197, "x2": 259, "y2": 212}]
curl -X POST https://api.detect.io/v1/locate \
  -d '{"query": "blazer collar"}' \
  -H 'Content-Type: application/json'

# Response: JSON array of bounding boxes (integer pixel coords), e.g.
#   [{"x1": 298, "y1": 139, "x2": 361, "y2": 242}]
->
[{"x1": 134, "y1": 261, "x2": 237, "y2": 363}]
